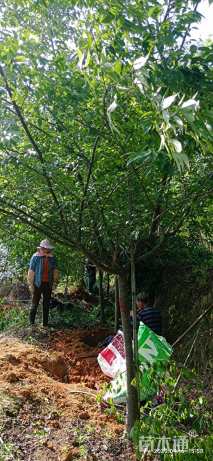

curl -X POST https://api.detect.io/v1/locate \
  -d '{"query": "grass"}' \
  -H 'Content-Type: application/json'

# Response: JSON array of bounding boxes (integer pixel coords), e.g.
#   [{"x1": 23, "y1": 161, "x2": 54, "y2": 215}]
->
[
  {"x1": 0, "y1": 305, "x2": 28, "y2": 332},
  {"x1": 0, "y1": 442, "x2": 15, "y2": 461}
]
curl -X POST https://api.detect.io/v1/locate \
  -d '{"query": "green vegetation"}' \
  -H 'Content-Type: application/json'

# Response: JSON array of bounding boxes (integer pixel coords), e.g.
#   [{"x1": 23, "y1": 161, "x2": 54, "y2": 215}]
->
[
  {"x1": 0, "y1": 306, "x2": 28, "y2": 332},
  {"x1": 132, "y1": 364, "x2": 213, "y2": 460},
  {"x1": 49, "y1": 303, "x2": 112, "y2": 329},
  {"x1": 0, "y1": 442, "x2": 15, "y2": 461}
]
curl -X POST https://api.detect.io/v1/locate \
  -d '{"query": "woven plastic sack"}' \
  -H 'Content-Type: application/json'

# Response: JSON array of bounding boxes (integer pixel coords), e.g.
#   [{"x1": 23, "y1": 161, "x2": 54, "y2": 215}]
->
[
  {"x1": 97, "y1": 330, "x2": 126, "y2": 378},
  {"x1": 103, "y1": 322, "x2": 172, "y2": 403},
  {"x1": 103, "y1": 367, "x2": 159, "y2": 404},
  {"x1": 104, "y1": 370, "x2": 127, "y2": 404}
]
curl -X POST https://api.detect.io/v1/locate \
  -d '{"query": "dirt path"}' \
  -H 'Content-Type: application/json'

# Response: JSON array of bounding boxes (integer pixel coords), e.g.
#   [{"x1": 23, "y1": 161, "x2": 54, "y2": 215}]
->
[{"x1": 0, "y1": 328, "x2": 136, "y2": 461}]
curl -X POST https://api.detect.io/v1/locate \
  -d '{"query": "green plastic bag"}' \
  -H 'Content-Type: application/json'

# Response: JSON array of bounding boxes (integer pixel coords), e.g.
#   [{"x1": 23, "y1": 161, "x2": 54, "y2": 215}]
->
[
  {"x1": 103, "y1": 322, "x2": 172, "y2": 404},
  {"x1": 138, "y1": 322, "x2": 172, "y2": 369}
]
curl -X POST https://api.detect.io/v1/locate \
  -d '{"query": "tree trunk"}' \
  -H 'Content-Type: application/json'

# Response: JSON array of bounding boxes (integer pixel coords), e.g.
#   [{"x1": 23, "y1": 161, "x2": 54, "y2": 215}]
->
[
  {"x1": 99, "y1": 270, "x2": 104, "y2": 322},
  {"x1": 106, "y1": 273, "x2": 110, "y2": 299},
  {"x1": 64, "y1": 273, "x2": 69, "y2": 296},
  {"x1": 118, "y1": 273, "x2": 139, "y2": 435},
  {"x1": 130, "y1": 254, "x2": 140, "y2": 411},
  {"x1": 114, "y1": 275, "x2": 120, "y2": 333}
]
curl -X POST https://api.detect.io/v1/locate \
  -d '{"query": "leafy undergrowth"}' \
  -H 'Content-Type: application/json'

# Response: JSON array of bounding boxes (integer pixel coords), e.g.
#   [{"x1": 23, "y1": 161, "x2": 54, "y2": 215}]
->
[
  {"x1": 0, "y1": 326, "x2": 135, "y2": 461},
  {"x1": 49, "y1": 303, "x2": 113, "y2": 329},
  {"x1": 0, "y1": 304, "x2": 28, "y2": 331},
  {"x1": 132, "y1": 364, "x2": 213, "y2": 460}
]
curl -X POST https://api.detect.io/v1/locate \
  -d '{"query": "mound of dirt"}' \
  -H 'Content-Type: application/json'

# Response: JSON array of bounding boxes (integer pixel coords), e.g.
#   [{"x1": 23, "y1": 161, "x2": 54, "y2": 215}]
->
[
  {"x1": 0, "y1": 328, "x2": 113, "y2": 415},
  {"x1": 0, "y1": 334, "x2": 104, "y2": 443},
  {"x1": 0, "y1": 330, "x2": 136, "y2": 461},
  {"x1": 0, "y1": 337, "x2": 68, "y2": 383}
]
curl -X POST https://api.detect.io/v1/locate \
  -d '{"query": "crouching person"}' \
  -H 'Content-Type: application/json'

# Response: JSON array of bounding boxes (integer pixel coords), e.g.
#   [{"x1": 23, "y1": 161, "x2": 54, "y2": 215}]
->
[{"x1": 27, "y1": 239, "x2": 59, "y2": 327}]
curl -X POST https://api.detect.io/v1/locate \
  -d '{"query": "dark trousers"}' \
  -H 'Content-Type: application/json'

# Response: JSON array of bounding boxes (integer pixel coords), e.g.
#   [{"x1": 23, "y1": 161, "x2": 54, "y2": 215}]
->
[{"x1": 29, "y1": 282, "x2": 52, "y2": 326}]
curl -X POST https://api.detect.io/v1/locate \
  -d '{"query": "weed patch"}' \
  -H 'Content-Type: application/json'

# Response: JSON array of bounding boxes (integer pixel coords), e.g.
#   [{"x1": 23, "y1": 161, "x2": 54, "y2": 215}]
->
[{"x1": 0, "y1": 306, "x2": 28, "y2": 332}]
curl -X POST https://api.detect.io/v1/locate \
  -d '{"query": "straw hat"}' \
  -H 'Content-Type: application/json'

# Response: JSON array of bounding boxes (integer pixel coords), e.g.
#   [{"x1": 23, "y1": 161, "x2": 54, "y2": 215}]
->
[{"x1": 39, "y1": 239, "x2": 54, "y2": 250}]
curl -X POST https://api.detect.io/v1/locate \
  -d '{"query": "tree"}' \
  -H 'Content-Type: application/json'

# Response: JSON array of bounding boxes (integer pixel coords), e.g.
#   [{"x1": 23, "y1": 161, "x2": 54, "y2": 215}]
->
[{"x1": 0, "y1": 0, "x2": 212, "y2": 432}]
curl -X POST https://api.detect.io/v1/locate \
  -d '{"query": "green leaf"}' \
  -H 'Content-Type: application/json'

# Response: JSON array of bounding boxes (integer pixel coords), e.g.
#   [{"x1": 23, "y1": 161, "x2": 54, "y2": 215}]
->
[
  {"x1": 133, "y1": 55, "x2": 149, "y2": 71},
  {"x1": 174, "y1": 116, "x2": 184, "y2": 128},
  {"x1": 147, "y1": 5, "x2": 162, "y2": 18},
  {"x1": 127, "y1": 151, "x2": 153, "y2": 165},
  {"x1": 171, "y1": 139, "x2": 182, "y2": 153},
  {"x1": 173, "y1": 152, "x2": 189, "y2": 171},
  {"x1": 181, "y1": 99, "x2": 199, "y2": 111},
  {"x1": 15, "y1": 56, "x2": 27, "y2": 63},
  {"x1": 107, "y1": 95, "x2": 118, "y2": 113},
  {"x1": 162, "y1": 94, "x2": 177, "y2": 110},
  {"x1": 85, "y1": 50, "x2": 91, "y2": 67},
  {"x1": 113, "y1": 60, "x2": 122, "y2": 75}
]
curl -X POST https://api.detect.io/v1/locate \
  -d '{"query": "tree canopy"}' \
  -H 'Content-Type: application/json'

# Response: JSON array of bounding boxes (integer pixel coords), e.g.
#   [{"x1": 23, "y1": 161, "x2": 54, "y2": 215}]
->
[{"x1": 0, "y1": 0, "x2": 212, "y2": 274}]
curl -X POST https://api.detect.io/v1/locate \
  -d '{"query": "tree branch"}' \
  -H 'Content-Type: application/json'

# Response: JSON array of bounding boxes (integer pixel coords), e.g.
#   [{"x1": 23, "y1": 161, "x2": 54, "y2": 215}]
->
[
  {"x1": 179, "y1": 0, "x2": 200, "y2": 51},
  {"x1": 78, "y1": 135, "x2": 100, "y2": 241},
  {"x1": 135, "y1": 235, "x2": 165, "y2": 263},
  {"x1": 162, "y1": 0, "x2": 174, "y2": 23},
  {"x1": 149, "y1": 174, "x2": 169, "y2": 237},
  {"x1": 0, "y1": 64, "x2": 68, "y2": 235}
]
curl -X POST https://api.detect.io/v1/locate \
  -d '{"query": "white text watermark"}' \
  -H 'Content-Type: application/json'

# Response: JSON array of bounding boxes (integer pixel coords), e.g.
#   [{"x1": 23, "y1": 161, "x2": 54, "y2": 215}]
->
[{"x1": 139, "y1": 436, "x2": 203, "y2": 454}]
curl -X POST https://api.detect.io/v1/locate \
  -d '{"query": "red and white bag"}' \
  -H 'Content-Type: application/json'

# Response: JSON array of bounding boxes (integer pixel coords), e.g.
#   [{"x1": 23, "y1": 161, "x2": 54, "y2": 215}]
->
[{"x1": 97, "y1": 330, "x2": 126, "y2": 378}]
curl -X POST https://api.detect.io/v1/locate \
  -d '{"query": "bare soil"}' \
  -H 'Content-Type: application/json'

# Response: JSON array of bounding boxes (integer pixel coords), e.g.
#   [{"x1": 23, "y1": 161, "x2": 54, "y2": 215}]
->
[{"x1": 0, "y1": 327, "x2": 136, "y2": 461}]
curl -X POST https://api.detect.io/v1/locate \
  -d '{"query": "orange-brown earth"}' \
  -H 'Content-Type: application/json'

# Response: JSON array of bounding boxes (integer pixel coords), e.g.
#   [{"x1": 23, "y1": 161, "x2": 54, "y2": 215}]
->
[
  {"x1": 0, "y1": 328, "x2": 136, "y2": 461},
  {"x1": 49, "y1": 328, "x2": 111, "y2": 390}
]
